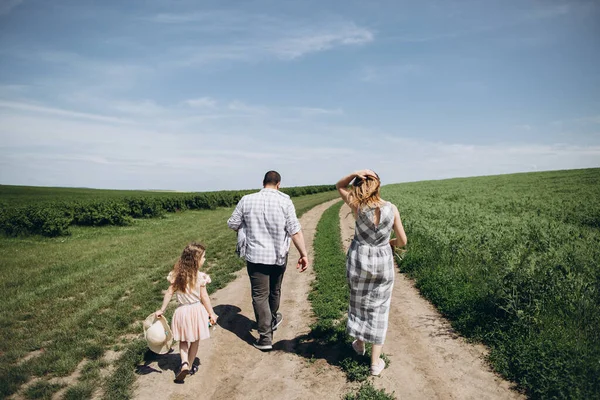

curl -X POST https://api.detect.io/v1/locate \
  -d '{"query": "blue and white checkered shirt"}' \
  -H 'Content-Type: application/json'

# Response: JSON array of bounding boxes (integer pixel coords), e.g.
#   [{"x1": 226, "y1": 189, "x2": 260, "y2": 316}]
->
[{"x1": 227, "y1": 188, "x2": 301, "y2": 266}]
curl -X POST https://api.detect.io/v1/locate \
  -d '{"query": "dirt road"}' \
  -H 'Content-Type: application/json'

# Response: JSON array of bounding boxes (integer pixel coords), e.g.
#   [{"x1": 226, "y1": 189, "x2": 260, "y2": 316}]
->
[
  {"x1": 133, "y1": 199, "x2": 523, "y2": 400},
  {"x1": 338, "y1": 203, "x2": 523, "y2": 400},
  {"x1": 133, "y1": 199, "x2": 352, "y2": 400}
]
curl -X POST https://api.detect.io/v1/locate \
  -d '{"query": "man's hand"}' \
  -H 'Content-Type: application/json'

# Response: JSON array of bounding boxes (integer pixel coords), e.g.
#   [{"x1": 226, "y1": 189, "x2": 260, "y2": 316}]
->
[
  {"x1": 297, "y1": 255, "x2": 309, "y2": 272},
  {"x1": 291, "y1": 231, "x2": 309, "y2": 271}
]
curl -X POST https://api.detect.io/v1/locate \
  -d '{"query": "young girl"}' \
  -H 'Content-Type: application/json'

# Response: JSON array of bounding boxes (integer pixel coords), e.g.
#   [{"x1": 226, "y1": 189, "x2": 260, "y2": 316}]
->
[
  {"x1": 336, "y1": 170, "x2": 407, "y2": 376},
  {"x1": 155, "y1": 242, "x2": 217, "y2": 382}
]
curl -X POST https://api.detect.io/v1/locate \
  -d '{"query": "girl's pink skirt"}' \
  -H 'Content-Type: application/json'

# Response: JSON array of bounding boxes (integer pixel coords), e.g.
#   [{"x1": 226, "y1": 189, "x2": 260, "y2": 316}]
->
[{"x1": 171, "y1": 302, "x2": 211, "y2": 343}]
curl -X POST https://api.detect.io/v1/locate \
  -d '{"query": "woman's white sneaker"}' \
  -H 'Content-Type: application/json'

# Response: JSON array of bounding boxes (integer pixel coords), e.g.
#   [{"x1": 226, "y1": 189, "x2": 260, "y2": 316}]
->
[{"x1": 371, "y1": 358, "x2": 385, "y2": 376}]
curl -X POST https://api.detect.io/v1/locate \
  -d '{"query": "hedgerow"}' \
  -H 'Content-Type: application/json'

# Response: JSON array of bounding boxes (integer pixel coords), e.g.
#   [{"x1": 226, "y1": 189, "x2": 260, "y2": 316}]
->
[{"x1": 0, "y1": 185, "x2": 335, "y2": 237}]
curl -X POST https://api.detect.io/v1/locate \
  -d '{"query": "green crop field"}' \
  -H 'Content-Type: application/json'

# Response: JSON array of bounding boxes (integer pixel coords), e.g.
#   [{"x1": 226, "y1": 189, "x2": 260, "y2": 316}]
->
[
  {"x1": 0, "y1": 190, "x2": 338, "y2": 399},
  {"x1": 385, "y1": 168, "x2": 600, "y2": 399}
]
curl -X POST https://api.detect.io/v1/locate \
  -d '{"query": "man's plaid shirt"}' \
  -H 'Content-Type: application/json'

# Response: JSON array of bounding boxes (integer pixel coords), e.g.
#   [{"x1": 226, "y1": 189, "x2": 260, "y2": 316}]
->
[{"x1": 227, "y1": 188, "x2": 301, "y2": 266}]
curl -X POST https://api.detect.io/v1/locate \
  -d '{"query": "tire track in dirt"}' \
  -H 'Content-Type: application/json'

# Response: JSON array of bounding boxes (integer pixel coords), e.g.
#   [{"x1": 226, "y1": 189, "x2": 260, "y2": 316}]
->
[
  {"x1": 339, "y1": 203, "x2": 524, "y2": 400},
  {"x1": 133, "y1": 199, "x2": 352, "y2": 400}
]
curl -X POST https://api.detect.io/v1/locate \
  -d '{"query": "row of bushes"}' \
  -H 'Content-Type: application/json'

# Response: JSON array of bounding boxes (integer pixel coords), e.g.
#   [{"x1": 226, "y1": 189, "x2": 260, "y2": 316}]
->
[{"x1": 0, "y1": 185, "x2": 335, "y2": 237}]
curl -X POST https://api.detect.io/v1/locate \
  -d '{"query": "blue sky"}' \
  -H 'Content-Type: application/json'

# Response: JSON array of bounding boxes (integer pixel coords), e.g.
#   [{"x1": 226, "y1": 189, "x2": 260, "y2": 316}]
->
[{"x1": 0, "y1": 0, "x2": 599, "y2": 191}]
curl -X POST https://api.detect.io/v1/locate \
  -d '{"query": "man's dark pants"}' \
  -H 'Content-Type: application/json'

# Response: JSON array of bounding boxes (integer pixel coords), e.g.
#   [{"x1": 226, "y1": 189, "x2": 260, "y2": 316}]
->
[{"x1": 247, "y1": 261, "x2": 286, "y2": 344}]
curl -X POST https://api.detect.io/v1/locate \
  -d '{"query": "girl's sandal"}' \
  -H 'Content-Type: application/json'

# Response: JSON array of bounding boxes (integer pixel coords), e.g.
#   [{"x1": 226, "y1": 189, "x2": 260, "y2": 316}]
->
[
  {"x1": 189, "y1": 364, "x2": 199, "y2": 375},
  {"x1": 175, "y1": 362, "x2": 190, "y2": 382}
]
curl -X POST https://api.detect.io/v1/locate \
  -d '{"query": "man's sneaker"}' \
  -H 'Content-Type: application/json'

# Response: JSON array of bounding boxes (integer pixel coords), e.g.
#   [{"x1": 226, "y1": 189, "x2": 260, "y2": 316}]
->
[
  {"x1": 272, "y1": 312, "x2": 283, "y2": 332},
  {"x1": 253, "y1": 337, "x2": 273, "y2": 351}
]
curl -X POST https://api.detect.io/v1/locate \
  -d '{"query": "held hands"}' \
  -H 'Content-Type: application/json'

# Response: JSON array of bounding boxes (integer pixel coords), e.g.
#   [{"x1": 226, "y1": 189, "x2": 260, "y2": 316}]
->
[
  {"x1": 297, "y1": 255, "x2": 309, "y2": 272},
  {"x1": 209, "y1": 313, "x2": 218, "y2": 326}
]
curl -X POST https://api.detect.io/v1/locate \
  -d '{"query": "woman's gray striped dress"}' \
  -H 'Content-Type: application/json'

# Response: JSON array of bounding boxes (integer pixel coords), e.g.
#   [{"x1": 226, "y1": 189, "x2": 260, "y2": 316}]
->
[{"x1": 346, "y1": 201, "x2": 395, "y2": 345}]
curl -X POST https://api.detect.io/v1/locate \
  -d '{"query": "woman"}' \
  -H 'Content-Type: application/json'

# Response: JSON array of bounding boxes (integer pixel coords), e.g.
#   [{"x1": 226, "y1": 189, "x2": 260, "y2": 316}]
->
[{"x1": 336, "y1": 169, "x2": 407, "y2": 376}]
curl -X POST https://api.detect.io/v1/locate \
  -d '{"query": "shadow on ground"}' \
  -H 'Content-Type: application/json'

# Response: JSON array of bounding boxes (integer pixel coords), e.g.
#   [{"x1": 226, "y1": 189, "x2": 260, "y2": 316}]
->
[
  {"x1": 213, "y1": 304, "x2": 256, "y2": 346},
  {"x1": 213, "y1": 303, "x2": 361, "y2": 369},
  {"x1": 274, "y1": 334, "x2": 368, "y2": 369},
  {"x1": 136, "y1": 347, "x2": 201, "y2": 380}
]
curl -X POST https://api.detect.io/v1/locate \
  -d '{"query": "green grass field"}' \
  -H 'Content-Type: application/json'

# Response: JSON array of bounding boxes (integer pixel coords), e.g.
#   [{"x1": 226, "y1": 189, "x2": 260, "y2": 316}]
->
[
  {"x1": 2, "y1": 168, "x2": 598, "y2": 399},
  {"x1": 0, "y1": 190, "x2": 338, "y2": 399},
  {"x1": 385, "y1": 168, "x2": 600, "y2": 399}
]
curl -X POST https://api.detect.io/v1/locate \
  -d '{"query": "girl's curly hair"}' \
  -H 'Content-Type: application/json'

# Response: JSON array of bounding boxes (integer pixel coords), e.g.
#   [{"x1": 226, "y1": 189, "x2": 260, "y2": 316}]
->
[
  {"x1": 172, "y1": 242, "x2": 206, "y2": 293},
  {"x1": 348, "y1": 173, "x2": 382, "y2": 210}
]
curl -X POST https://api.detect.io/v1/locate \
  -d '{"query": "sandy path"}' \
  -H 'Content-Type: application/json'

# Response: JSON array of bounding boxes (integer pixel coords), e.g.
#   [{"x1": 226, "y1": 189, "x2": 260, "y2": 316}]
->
[
  {"x1": 133, "y1": 199, "x2": 352, "y2": 400},
  {"x1": 133, "y1": 199, "x2": 524, "y2": 400},
  {"x1": 338, "y1": 203, "x2": 524, "y2": 400}
]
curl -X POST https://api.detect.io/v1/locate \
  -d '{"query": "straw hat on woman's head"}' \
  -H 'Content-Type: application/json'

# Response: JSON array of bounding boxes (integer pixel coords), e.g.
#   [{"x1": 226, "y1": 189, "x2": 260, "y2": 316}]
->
[{"x1": 143, "y1": 313, "x2": 173, "y2": 354}]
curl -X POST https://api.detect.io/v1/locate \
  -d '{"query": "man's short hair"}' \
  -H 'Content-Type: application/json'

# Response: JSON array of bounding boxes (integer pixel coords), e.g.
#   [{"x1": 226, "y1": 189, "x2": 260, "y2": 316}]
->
[{"x1": 263, "y1": 170, "x2": 281, "y2": 186}]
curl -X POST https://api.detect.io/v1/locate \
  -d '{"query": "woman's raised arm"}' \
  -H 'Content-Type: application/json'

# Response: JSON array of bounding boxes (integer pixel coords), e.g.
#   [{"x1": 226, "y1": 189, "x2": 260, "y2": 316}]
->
[{"x1": 336, "y1": 169, "x2": 378, "y2": 207}]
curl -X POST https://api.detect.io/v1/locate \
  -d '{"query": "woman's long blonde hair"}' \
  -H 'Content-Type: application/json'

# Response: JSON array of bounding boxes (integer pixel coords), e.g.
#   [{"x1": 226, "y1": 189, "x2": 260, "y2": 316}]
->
[
  {"x1": 348, "y1": 174, "x2": 382, "y2": 209},
  {"x1": 172, "y1": 242, "x2": 206, "y2": 293}
]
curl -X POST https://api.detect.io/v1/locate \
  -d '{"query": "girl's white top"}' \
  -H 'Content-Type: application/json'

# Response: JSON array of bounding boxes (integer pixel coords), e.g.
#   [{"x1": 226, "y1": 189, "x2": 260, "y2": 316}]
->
[{"x1": 167, "y1": 271, "x2": 211, "y2": 305}]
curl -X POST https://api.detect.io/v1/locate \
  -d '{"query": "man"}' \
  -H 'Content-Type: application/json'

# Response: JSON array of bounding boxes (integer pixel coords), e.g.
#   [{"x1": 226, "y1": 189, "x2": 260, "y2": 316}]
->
[{"x1": 227, "y1": 170, "x2": 309, "y2": 351}]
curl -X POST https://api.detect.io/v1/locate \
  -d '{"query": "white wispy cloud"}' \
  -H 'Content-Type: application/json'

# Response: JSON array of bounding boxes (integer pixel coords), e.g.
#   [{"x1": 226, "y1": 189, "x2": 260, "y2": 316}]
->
[
  {"x1": 110, "y1": 100, "x2": 169, "y2": 116},
  {"x1": 376, "y1": 136, "x2": 600, "y2": 183},
  {"x1": 361, "y1": 64, "x2": 422, "y2": 83},
  {"x1": 2, "y1": 96, "x2": 598, "y2": 191},
  {"x1": 0, "y1": 84, "x2": 29, "y2": 95},
  {"x1": 291, "y1": 107, "x2": 344, "y2": 116},
  {"x1": 184, "y1": 97, "x2": 217, "y2": 108},
  {"x1": 514, "y1": 124, "x2": 533, "y2": 131},
  {"x1": 149, "y1": 11, "x2": 225, "y2": 24},
  {"x1": 146, "y1": 11, "x2": 374, "y2": 64},
  {"x1": 268, "y1": 23, "x2": 374, "y2": 59},
  {"x1": 0, "y1": 106, "x2": 358, "y2": 189},
  {"x1": 1, "y1": 2, "x2": 597, "y2": 191},
  {"x1": 0, "y1": 95, "x2": 347, "y2": 147},
  {"x1": 227, "y1": 100, "x2": 269, "y2": 115},
  {"x1": 5, "y1": 49, "x2": 154, "y2": 97},
  {"x1": 146, "y1": 10, "x2": 261, "y2": 27},
  {"x1": 0, "y1": 101, "x2": 132, "y2": 124}
]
